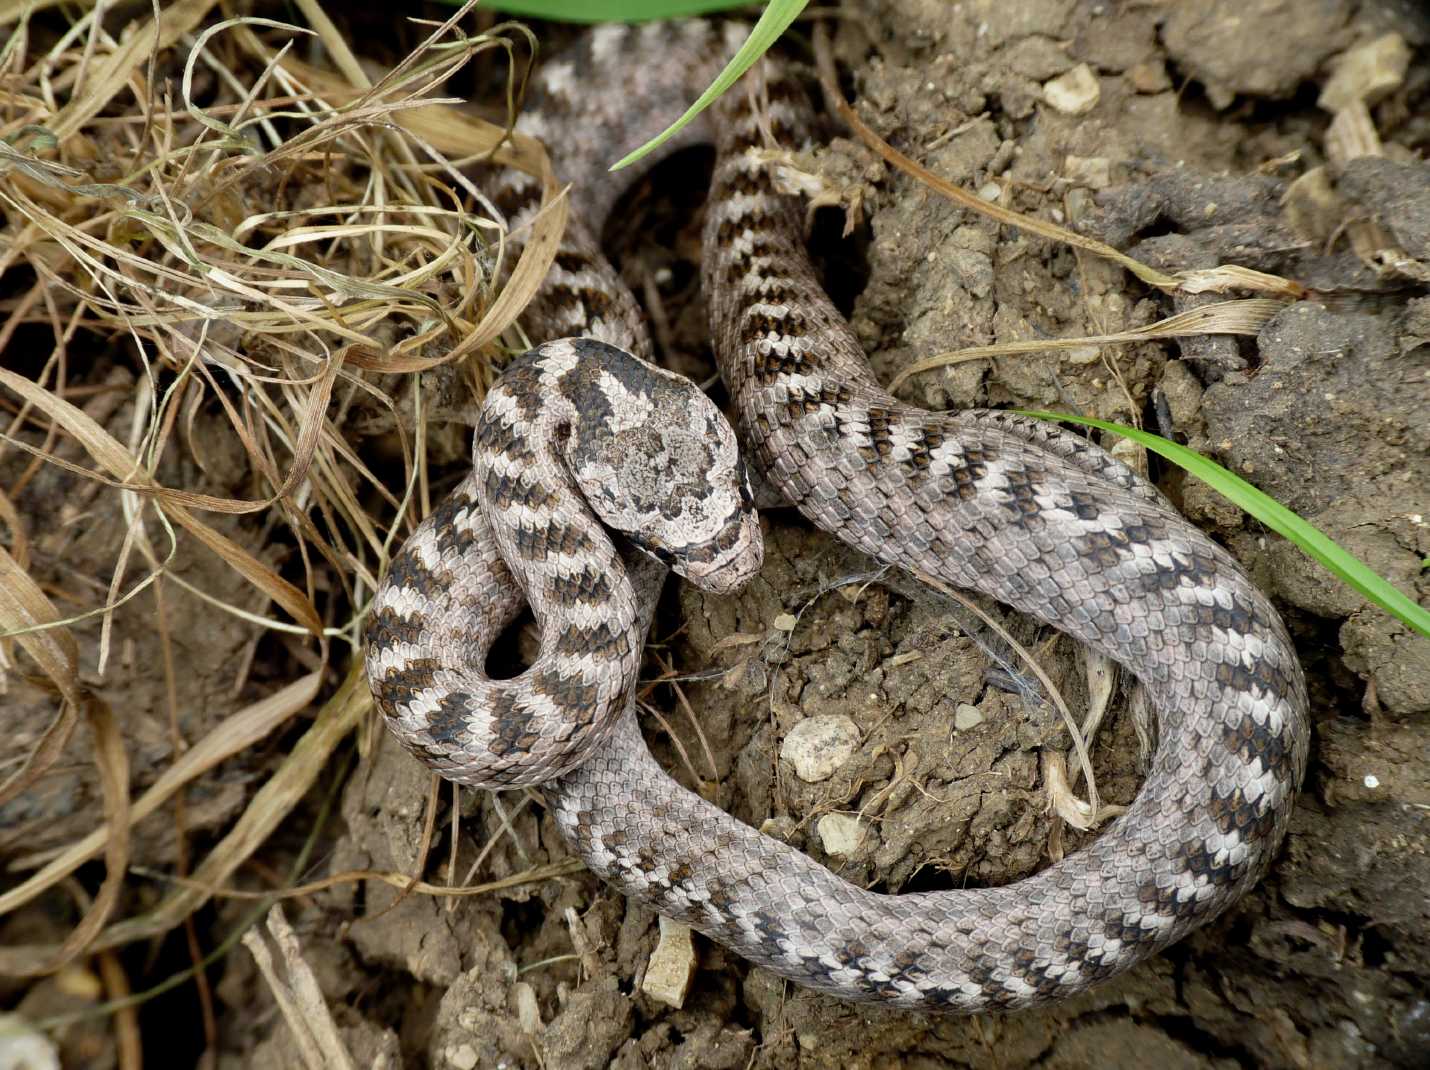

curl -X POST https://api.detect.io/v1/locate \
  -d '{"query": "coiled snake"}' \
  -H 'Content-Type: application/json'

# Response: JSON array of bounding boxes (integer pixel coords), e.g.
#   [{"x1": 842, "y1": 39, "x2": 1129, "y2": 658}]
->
[{"x1": 365, "y1": 21, "x2": 1309, "y2": 1010}]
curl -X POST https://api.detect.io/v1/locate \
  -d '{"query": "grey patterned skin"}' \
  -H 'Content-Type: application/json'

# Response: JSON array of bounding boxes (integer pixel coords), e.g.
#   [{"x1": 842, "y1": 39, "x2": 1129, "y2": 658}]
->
[
  {"x1": 366, "y1": 21, "x2": 1311, "y2": 1010},
  {"x1": 367, "y1": 338, "x2": 761, "y2": 787}
]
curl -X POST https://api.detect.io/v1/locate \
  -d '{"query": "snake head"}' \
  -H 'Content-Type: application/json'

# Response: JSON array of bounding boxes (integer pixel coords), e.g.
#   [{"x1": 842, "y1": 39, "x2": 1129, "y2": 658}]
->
[
  {"x1": 556, "y1": 340, "x2": 764, "y2": 597},
  {"x1": 625, "y1": 455, "x2": 764, "y2": 597}
]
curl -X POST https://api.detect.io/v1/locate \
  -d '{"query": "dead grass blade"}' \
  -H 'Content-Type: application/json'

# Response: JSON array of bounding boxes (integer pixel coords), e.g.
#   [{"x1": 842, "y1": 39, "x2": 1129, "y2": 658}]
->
[
  {"x1": 0, "y1": 367, "x2": 322, "y2": 634},
  {"x1": 1, "y1": 0, "x2": 560, "y2": 651},
  {"x1": 95, "y1": 951, "x2": 143, "y2": 1070},
  {"x1": 262, "y1": 31, "x2": 550, "y2": 174},
  {"x1": 138, "y1": 859, "x2": 587, "y2": 903},
  {"x1": 0, "y1": 349, "x2": 340, "y2": 516},
  {"x1": 0, "y1": 538, "x2": 84, "y2": 809},
  {"x1": 0, "y1": 699, "x2": 77, "y2": 810},
  {"x1": 49, "y1": 0, "x2": 220, "y2": 142},
  {"x1": 88, "y1": 665, "x2": 367, "y2": 954},
  {"x1": 0, "y1": 541, "x2": 79, "y2": 698},
  {"x1": 454, "y1": 185, "x2": 569, "y2": 363},
  {"x1": 0, "y1": 0, "x2": 574, "y2": 984},
  {"x1": 887, "y1": 298, "x2": 1287, "y2": 392},
  {"x1": 19, "y1": 695, "x2": 131, "y2": 978},
  {"x1": 0, "y1": 672, "x2": 320, "y2": 931},
  {"x1": 0, "y1": 484, "x2": 30, "y2": 568}
]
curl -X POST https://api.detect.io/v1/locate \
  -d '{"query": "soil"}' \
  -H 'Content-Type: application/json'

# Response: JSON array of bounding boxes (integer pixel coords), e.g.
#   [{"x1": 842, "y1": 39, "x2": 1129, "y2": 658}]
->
[{"x1": 3, "y1": 1, "x2": 1428, "y2": 1069}]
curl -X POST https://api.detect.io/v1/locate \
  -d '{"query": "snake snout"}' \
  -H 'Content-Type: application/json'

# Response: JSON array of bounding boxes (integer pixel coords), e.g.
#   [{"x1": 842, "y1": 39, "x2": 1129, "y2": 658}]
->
[{"x1": 675, "y1": 510, "x2": 764, "y2": 596}]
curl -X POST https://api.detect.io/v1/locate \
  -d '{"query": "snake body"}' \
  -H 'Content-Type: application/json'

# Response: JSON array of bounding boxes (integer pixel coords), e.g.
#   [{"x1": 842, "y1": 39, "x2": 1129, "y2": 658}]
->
[{"x1": 365, "y1": 21, "x2": 1310, "y2": 1009}]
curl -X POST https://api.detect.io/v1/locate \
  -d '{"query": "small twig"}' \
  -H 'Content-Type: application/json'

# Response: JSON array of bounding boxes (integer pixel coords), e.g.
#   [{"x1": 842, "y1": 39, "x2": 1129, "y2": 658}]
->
[
  {"x1": 640, "y1": 699, "x2": 706, "y2": 791},
  {"x1": 242, "y1": 904, "x2": 356, "y2": 1070},
  {"x1": 364, "y1": 769, "x2": 440, "y2": 923},
  {"x1": 650, "y1": 649, "x2": 720, "y2": 785}
]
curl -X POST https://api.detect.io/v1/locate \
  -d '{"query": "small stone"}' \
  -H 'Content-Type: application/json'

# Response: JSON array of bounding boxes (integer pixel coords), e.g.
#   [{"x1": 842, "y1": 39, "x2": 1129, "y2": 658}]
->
[
  {"x1": 1065, "y1": 344, "x2": 1102, "y2": 365},
  {"x1": 642, "y1": 917, "x2": 697, "y2": 1008},
  {"x1": 817, "y1": 813, "x2": 868, "y2": 857},
  {"x1": 513, "y1": 981, "x2": 542, "y2": 1034},
  {"x1": 1127, "y1": 59, "x2": 1171, "y2": 94},
  {"x1": 448, "y1": 1045, "x2": 478, "y2": 1070},
  {"x1": 954, "y1": 703, "x2": 984, "y2": 730},
  {"x1": 772, "y1": 612, "x2": 797, "y2": 632},
  {"x1": 1159, "y1": 361, "x2": 1204, "y2": 430},
  {"x1": 1042, "y1": 64, "x2": 1100, "y2": 115},
  {"x1": 976, "y1": 181, "x2": 1003, "y2": 203},
  {"x1": 0, "y1": 1015, "x2": 59, "y2": 1070},
  {"x1": 780, "y1": 714, "x2": 860, "y2": 782},
  {"x1": 1319, "y1": 33, "x2": 1411, "y2": 113}
]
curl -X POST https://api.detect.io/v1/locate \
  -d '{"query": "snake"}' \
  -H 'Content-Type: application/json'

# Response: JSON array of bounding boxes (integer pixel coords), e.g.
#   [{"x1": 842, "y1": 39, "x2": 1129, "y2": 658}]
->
[{"x1": 364, "y1": 21, "x2": 1310, "y2": 1010}]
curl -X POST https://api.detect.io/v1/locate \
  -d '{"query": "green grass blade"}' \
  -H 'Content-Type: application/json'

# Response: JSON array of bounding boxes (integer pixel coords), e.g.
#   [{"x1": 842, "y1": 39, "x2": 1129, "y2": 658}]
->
[
  {"x1": 609, "y1": 0, "x2": 808, "y2": 170},
  {"x1": 474, "y1": 0, "x2": 756, "y2": 18},
  {"x1": 1019, "y1": 411, "x2": 1430, "y2": 638}
]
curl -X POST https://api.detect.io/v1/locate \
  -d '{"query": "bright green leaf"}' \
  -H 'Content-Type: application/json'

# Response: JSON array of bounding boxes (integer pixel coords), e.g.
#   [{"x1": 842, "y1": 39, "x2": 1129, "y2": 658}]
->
[
  {"x1": 439, "y1": 1, "x2": 806, "y2": 170},
  {"x1": 1019, "y1": 411, "x2": 1430, "y2": 639},
  {"x1": 609, "y1": 0, "x2": 808, "y2": 170}
]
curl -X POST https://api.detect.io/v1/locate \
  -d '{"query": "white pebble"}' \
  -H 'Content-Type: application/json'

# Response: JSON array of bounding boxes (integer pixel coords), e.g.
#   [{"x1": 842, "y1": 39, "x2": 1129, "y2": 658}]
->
[
  {"x1": 513, "y1": 981, "x2": 541, "y2": 1034},
  {"x1": 642, "y1": 917, "x2": 697, "y2": 1008},
  {"x1": 817, "y1": 813, "x2": 868, "y2": 857},
  {"x1": 780, "y1": 715, "x2": 860, "y2": 782},
  {"x1": 1363, "y1": 774, "x2": 1380, "y2": 789},
  {"x1": 1043, "y1": 64, "x2": 1101, "y2": 115},
  {"x1": 954, "y1": 703, "x2": 984, "y2": 730}
]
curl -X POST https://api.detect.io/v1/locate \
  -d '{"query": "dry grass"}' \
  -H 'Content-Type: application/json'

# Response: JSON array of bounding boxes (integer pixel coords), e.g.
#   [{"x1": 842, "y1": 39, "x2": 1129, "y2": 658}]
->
[{"x1": 0, "y1": 0, "x2": 572, "y2": 1031}]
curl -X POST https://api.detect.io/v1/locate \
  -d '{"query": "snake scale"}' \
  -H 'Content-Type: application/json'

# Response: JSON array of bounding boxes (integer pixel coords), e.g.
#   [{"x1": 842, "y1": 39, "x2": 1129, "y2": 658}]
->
[{"x1": 365, "y1": 21, "x2": 1310, "y2": 1010}]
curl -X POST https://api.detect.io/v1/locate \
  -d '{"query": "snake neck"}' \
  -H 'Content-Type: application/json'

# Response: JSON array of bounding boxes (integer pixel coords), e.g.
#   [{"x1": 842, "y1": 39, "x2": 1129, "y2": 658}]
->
[{"x1": 488, "y1": 21, "x2": 748, "y2": 359}]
